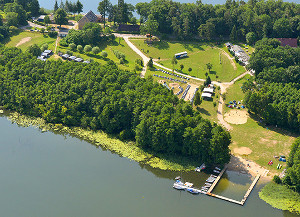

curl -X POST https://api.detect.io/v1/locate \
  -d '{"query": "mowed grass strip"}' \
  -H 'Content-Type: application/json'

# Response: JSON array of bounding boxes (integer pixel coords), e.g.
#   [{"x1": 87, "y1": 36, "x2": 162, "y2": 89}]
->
[
  {"x1": 130, "y1": 39, "x2": 245, "y2": 82},
  {"x1": 224, "y1": 75, "x2": 297, "y2": 173},
  {"x1": 6, "y1": 31, "x2": 56, "y2": 51}
]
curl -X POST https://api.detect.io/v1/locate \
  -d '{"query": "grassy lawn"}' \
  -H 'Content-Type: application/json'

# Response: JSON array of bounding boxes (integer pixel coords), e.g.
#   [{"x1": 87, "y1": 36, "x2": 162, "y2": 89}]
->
[
  {"x1": 195, "y1": 88, "x2": 220, "y2": 123},
  {"x1": 130, "y1": 39, "x2": 245, "y2": 82},
  {"x1": 224, "y1": 75, "x2": 297, "y2": 173},
  {"x1": 57, "y1": 38, "x2": 141, "y2": 72},
  {"x1": 6, "y1": 31, "x2": 56, "y2": 51}
]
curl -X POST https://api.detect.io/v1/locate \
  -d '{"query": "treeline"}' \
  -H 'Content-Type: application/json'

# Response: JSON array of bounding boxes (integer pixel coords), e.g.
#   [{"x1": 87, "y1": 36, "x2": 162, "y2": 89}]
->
[
  {"x1": 0, "y1": 0, "x2": 40, "y2": 17},
  {"x1": 244, "y1": 38, "x2": 300, "y2": 132},
  {"x1": 0, "y1": 46, "x2": 231, "y2": 166},
  {"x1": 284, "y1": 138, "x2": 300, "y2": 193},
  {"x1": 136, "y1": 0, "x2": 299, "y2": 41}
]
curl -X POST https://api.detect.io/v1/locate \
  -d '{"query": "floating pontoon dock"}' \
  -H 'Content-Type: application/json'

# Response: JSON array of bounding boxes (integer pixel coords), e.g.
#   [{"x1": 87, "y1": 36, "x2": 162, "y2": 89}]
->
[{"x1": 173, "y1": 165, "x2": 261, "y2": 206}]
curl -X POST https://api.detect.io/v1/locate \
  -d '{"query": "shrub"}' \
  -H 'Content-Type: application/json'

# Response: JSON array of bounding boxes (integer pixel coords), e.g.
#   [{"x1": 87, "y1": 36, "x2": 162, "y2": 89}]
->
[
  {"x1": 48, "y1": 31, "x2": 58, "y2": 38},
  {"x1": 77, "y1": 45, "x2": 83, "y2": 52},
  {"x1": 273, "y1": 175, "x2": 282, "y2": 184},
  {"x1": 69, "y1": 43, "x2": 76, "y2": 51},
  {"x1": 40, "y1": 43, "x2": 48, "y2": 52},
  {"x1": 119, "y1": 58, "x2": 125, "y2": 64},
  {"x1": 113, "y1": 50, "x2": 126, "y2": 60},
  {"x1": 92, "y1": 46, "x2": 100, "y2": 55},
  {"x1": 84, "y1": 45, "x2": 92, "y2": 53},
  {"x1": 101, "y1": 51, "x2": 108, "y2": 58}
]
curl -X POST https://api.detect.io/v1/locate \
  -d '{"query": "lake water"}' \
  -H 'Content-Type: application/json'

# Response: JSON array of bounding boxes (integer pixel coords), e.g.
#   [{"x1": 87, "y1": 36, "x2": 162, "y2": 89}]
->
[
  {"x1": 0, "y1": 114, "x2": 299, "y2": 217},
  {"x1": 41, "y1": 0, "x2": 299, "y2": 13}
]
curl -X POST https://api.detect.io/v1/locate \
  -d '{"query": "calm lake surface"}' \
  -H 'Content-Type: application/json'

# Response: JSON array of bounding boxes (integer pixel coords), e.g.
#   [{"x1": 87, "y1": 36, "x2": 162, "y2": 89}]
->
[
  {"x1": 0, "y1": 114, "x2": 299, "y2": 217},
  {"x1": 41, "y1": 0, "x2": 299, "y2": 13}
]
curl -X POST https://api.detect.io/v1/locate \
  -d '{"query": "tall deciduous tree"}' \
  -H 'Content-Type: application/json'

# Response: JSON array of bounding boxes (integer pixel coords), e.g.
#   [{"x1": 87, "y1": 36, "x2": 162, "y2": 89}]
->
[
  {"x1": 54, "y1": 8, "x2": 68, "y2": 27},
  {"x1": 98, "y1": 0, "x2": 112, "y2": 29},
  {"x1": 140, "y1": 14, "x2": 158, "y2": 35}
]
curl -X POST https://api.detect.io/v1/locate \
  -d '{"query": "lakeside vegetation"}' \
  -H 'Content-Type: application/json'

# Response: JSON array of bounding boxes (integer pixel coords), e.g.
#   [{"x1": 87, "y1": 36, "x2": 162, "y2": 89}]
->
[
  {"x1": 7, "y1": 112, "x2": 198, "y2": 171},
  {"x1": 259, "y1": 182, "x2": 300, "y2": 214}
]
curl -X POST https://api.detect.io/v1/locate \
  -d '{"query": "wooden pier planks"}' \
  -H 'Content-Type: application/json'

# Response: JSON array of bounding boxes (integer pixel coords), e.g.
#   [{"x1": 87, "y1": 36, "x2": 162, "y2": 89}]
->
[
  {"x1": 206, "y1": 166, "x2": 227, "y2": 194},
  {"x1": 207, "y1": 193, "x2": 243, "y2": 205},
  {"x1": 240, "y1": 174, "x2": 260, "y2": 205}
]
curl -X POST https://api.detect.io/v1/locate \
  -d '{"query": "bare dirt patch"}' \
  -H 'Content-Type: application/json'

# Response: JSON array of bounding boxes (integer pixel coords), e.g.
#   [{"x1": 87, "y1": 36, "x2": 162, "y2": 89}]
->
[
  {"x1": 185, "y1": 83, "x2": 198, "y2": 102},
  {"x1": 16, "y1": 37, "x2": 32, "y2": 47},
  {"x1": 224, "y1": 110, "x2": 248, "y2": 124},
  {"x1": 169, "y1": 82, "x2": 179, "y2": 88},
  {"x1": 233, "y1": 147, "x2": 252, "y2": 155}
]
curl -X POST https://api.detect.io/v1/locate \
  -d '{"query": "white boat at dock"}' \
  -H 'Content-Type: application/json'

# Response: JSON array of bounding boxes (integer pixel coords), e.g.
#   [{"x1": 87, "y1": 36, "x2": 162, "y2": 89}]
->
[
  {"x1": 184, "y1": 182, "x2": 194, "y2": 187},
  {"x1": 173, "y1": 183, "x2": 186, "y2": 190}
]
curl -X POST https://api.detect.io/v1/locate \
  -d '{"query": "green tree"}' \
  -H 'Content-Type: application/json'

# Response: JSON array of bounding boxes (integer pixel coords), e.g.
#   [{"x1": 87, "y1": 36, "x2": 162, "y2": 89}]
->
[
  {"x1": 76, "y1": 0, "x2": 83, "y2": 15},
  {"x1": 44, "y1": 15, "x2": 51, "y2": 26},
  {"x1": 204, "y1": 76, "x2": 211, "y2": 86},
  {"x1": 98, "y1": 0, "x2": 112, "y2": 29},
  {"x1": 92, "y1": 46, "x2": 100, "y2": 55},
  {"x1": 206, "y1": 63, "x2": 213, "y2": 72},
  {"x1": 246, "y1": 32, "x2": 256, "y2": 45},
  {"x1": 4, "y1": 3, "x2": 27, "y2": 26},
  {"x1": 27, "y1": 44, "x2": 41, "y2": 56},
  {"x1": 77, "y1": 45, "x2": 83, "y2": 52},
  {"x1": 6, "y1": 12, "x2": 18, "y2": 27},
  {"x1": 69, "y1": 43, "x2": 76, "y2": 51},
  {"x1": 54, "y1": 8, "x2": 68, "y2": 28},
  {"x1": 54, "y1": 0, "x2": 59, "y2": 12},
  {"x1": 180, "y1": 64, "x2": 184, "y2": 71},
  {"x1": 230, "y1": 25, "x2": 237, "y2": 41},
  {"x1": 188, "y1": 67, "x2": 192, "y2": 73},
  {"x1": 140, "y1": 14, "x2": 159, "y2": 35},
  {"x1": 101, "y1": 51, "x2": 108, "y2": 58},
  {"x1": 147, "y1": 57, "x2": 153, "y2": 68},
  {"x1": 84, "y1": 45, "x2": 92, "y2": 53},
  {"x1": 273, "y1": 18, "x2": 292, "y2": 38},
  {"x1": 193, "y1": 91, "x2": 202, "y2": 106},
  {"x1": 171, "y1": 56, "x2": 177, "y2": 72},
  {"x1": 40, "y1": 28, "x2": 45, "y2": 35}
]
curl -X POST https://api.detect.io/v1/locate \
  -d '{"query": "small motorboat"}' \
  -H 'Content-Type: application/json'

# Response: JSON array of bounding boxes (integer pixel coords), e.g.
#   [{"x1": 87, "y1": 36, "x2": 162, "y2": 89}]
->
[
  {"x1": 215, "y1": 167, "x2": 221, "y2": 171},
  {"x1": 173, "y1": 183, "x2": 186, "y2": 190},
  {"x1": 175, "y1": 176, "x2": 181, "y2": 180},
  {"x1": 213, "y1": 170, "x2": 220, "y2": 174},
  {"x1": 187, "y1": 188, "x2": 199, "y2": 194}
]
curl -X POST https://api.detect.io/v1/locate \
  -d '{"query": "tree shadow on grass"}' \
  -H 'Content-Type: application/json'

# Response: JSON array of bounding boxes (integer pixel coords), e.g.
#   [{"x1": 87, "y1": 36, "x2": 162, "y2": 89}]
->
[
  {"x1": 209, "y1": 70, "x2": 217, "y2": 75},
  {"x1": 248, "y1": 112, "x2": 299, "y2": 138},
  {"x1": 152, "y1": 40, "x2": 169, "y2": 50},
  {"x1": 196, "y1": 107, "x2": 211, "y2": 116}
]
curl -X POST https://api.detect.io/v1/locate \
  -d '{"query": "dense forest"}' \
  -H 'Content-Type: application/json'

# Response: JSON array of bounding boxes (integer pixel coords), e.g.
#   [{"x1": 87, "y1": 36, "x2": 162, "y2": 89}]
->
[
  {"x1": 244, "y1": 38, "x2": 300, "y2": 132},
  {"x1": 136, "y1": 0, "x2": 299, "y2": 41},
  {"x1": 284, "y1": 138, "x2": 300, "y2": 193},
  {"x1": 0, "y1": 46, "x2": 231, "y2": 166}
]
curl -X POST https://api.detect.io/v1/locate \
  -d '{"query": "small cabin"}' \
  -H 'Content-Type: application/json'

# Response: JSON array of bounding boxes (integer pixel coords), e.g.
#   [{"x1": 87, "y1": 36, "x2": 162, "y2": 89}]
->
[{"x1": 174, "y1": 51, "x2": 188, "y2": 59}]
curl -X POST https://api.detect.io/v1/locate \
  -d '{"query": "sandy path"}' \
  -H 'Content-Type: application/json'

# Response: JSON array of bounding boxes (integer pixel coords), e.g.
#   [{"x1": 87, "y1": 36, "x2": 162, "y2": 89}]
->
[
  {"x1": 16, "y1": 37, "x2": 32, "y2": 47},
  {"x1": 185, "y1": 83, "x2": 198, "y2": 102}
]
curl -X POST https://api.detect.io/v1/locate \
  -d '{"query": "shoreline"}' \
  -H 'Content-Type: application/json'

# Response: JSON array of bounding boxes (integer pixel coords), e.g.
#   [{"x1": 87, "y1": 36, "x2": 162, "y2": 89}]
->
[{"x1": 3, "y1": 111, "x2": 273, "y2": 179}]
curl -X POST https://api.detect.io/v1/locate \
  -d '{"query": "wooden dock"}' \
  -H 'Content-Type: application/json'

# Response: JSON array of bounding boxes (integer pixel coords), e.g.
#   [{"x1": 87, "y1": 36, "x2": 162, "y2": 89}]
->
[
  {"x1": 207, "y1": 193, "x2": 243, "y2": 205},
  {"x1": 173, "y1": 166, "x2": 261, "y2": 206},
  {"x1": 240, "y1": 174, "x2": 260, "y2": 205},
  {"x1": 206, "y1": 166, "x2": 227, "y2": 194}
]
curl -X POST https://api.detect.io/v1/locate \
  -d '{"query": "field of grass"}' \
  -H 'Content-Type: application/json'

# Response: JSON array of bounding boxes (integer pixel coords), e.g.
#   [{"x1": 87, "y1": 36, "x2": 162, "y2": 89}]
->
[
  {"x1": 6, "y1": 31, "x2": 56, "y2": 51},
  {"x1": 57, "y1": 38, "x2": 141, "y2": 72},
  {"x1": 224, "y1": 74, "x2": 297, "y2": 173},
  {"x1": 259, "y1": 182, "x2": 300, "y2": 214},
  {"x1": 130, "y1": 39, "x2": 245, "y2": 82}
]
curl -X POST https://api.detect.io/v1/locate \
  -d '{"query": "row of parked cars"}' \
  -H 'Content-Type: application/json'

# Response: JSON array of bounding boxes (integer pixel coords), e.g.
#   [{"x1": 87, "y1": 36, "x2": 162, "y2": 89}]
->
[{"x1": 58, "y1": 52, "x2": 90, "y2": 63}]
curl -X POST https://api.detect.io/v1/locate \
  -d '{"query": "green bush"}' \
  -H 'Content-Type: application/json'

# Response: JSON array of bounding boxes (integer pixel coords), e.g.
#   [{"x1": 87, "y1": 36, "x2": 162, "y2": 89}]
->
[
  {"x1": 84, "y1": 45, "x2": 92, "y2": 53},
  {"x1": 77, "y1": 45, "x2": 83, "y2": 52},
  {"x1": 113, "y1": 50, "x2": 126, "y2": 60},
  {"x1": 101, "y1": 51, "x2": 108, "y2": 58},
  {"x1": 273, "y1": 175, "x2": 282, "y2": 184}
]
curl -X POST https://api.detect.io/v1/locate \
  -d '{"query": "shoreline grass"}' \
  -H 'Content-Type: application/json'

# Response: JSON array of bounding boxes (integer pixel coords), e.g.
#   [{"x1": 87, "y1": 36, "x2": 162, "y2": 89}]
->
[
  {"x1": 259, "y1": 182, "x2": 300, "y2": 214},
  {"x1": 6, "y1": 112, "x2": 198, "y2": 171}
]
